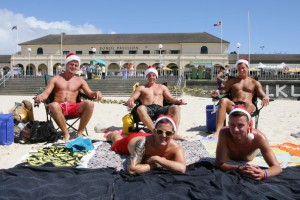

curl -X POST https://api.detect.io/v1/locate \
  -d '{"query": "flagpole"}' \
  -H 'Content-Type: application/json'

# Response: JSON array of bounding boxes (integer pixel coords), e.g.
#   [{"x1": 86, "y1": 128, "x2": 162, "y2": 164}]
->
[
  {"x1": 221, "y1": 20, "x2": 223, "y2": 54},
  {"x1": 248, "y1": 12, "x2": 251, "y2": 64},
  {"x1": 17, "y1": 26, "x2": 19, "y2": 54},
  {"x1": 60, "y1": 21, "x2": 63, "y2": 65}
]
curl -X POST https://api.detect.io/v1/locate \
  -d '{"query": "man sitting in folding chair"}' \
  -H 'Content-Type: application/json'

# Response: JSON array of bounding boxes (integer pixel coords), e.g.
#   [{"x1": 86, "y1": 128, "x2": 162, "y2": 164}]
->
[
  {"x1": 35, "y1": 53, "x2": 102, "y2": 142},
  {"x1": 127, "y1": 65, "x2": 186, "y2": 140},
  {"x1": 208, "y1": 59, "x2": 270, "y2": 139}
]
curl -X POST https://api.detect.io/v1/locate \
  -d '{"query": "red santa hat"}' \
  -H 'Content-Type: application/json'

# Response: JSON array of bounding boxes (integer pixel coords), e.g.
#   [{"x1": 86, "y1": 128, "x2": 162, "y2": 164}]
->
[
  {"x1": 229, "y1": 105, "x2": 254, "y2": 140},
  {"x1": 154, "y1": 114, "x2": 177, "y2": 132},
  {"x1": 145, "y1": 65, "x2": 158, "y2": 78},
  {"x1": 236, "y1": 58, "x2": 249, "y2": 68},
  {"x1": 64, "y1": 52, "x2": 80, "y2": 66}
]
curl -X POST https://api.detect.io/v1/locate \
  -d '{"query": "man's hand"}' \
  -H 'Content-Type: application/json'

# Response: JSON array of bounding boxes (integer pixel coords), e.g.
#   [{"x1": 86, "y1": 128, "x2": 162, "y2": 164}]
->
[
  {"x1": 178, "y1": 99, "x2": 186, "y2": 105},
  {"x1": 34, "y1": 94, "x2": 44, "y2": 104},
  {"x1": 239, "y1": 164, "x2": 266, "y2": 181},
  {"x1": 93, "y1": 91, "x2": 102, "y2": 100},
  {"x1": 261, "y1": 96, "x2": 269, "y2": 107},
  {"x1": 127, "y1": 97, "x2": 136, "y2": 108}
]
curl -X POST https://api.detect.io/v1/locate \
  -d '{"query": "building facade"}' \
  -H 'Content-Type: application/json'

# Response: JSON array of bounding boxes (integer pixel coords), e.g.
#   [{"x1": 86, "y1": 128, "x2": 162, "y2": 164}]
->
[{"x1": 9, "y1": 32, "x2": 230, "y2": 78}]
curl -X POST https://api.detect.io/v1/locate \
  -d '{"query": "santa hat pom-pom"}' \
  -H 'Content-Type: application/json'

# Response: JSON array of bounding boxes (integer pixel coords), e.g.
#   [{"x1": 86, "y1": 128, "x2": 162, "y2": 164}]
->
[{"x1": 248, "y1": 132, "x2": 254, "y2": 140}]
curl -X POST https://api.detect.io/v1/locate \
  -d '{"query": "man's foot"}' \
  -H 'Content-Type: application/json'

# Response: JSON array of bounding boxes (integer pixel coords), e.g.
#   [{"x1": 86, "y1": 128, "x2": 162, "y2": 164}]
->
[
  {"x1": 63, "y1": 134, "x2": 70, "y2": 143},
  {"x1": 207, "y1": 132, "x2": 218, "y2": 139},
  {"x1": 173, "y1": 134, "x2": 186, "y2": 141},
  {"x1": 291, "y1": 132, "x2": 300, "y2": 138}
]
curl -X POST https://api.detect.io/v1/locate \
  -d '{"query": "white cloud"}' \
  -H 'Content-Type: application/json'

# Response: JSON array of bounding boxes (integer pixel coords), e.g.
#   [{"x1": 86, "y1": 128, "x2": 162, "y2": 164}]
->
[{"x1": 0, "y1": 9, "x2": 104, "y2": 54}]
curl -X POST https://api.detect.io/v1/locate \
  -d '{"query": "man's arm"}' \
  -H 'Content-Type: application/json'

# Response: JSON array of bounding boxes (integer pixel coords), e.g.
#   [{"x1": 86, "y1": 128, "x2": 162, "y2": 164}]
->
[
  {"x1": 258, "y1": 133, "x2": 282, "y2": 177},
  {"x1": 254, "y1": 80, "x2": 269, "y2": 106},
  {"x1": 215, "y1": 131, "x2": 240, "y2": 171},
  {"x1": 127, "y1": 86, "x2": 142, "y2": 108},
  {"x1": 80, "y1": 79, "x2": 102, "y2": 100},
  {"x1": 162, "y1": 85, "x2": 185, "y2": 105},
  {"x1": 146, "y1": 146, "x2": 186, "y2": 173},
  {"x1": 35, "y1": 76, "x2": 56, "y2": 103},
  {"x1": 128, "y1": 139, "x2": 153, "y2": 174}
]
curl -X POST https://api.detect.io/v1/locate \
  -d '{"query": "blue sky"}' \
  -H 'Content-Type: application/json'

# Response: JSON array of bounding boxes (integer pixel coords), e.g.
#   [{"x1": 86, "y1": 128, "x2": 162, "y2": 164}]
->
[{"x1": 1, "y1": 0, "x2": 299, "y2": 55}]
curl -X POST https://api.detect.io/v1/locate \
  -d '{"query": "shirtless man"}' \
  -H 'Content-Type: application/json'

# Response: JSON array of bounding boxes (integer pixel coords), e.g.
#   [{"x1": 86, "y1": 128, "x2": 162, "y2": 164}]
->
[
  {"x1": 215, "y1": 106, "x2": 282, "y2": 181},
  {"x1": 208, "y1": 59, "x2": 269, "y2": 138},
  {"x1": 127, "y1": 66, "x2": 186, "y2": 140},
  {"x1": 107, "y1": 115, "x2": 186, "y2": 174},
  {"x1": 35, "y1": 53, "x2": 102, "y2": 142}
]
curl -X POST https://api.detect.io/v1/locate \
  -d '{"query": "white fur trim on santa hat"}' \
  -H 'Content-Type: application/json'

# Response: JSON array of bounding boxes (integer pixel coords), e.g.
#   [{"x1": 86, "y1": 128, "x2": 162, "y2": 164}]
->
[
  {"x1": 64, "y1": 53, "x2": 80, "y2": 66},
  {"x1": 154, "y1": 115, "x2": 177, "y2": 132},
  {"x1": 229, "y1": 108, "x2": 251, "y2": 122},
  {"x1": 145, "y1": 67, "x2": 158, "y2": 78},
  {"x1": 236, "y1": 59, "x2": 249, "y2": 68}
]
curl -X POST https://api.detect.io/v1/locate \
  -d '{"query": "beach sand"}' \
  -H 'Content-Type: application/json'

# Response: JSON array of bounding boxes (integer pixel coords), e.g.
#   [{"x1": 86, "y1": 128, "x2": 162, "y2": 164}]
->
[{"x1": 0, "y1": 94, "x2": 299, "y2": 169}]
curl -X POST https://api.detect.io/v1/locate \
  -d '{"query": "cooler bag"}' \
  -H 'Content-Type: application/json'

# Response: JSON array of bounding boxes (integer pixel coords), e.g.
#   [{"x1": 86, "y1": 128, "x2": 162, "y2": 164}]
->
[{"x1": 0, "y1": 113, "x2": 14, "y2": 145}]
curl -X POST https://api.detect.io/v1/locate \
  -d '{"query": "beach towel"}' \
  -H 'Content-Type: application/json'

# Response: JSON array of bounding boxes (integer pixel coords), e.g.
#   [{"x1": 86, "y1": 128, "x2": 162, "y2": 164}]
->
[{"x1": 1, "y1": 162, "x2": 300, "y2": 199}]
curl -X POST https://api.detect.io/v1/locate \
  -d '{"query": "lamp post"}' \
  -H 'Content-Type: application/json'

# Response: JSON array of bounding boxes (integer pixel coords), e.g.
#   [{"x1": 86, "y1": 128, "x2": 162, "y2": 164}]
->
[
  {"x1": 27, "y1": 48, "x2": 31, "y2": 76},
  {"x1": 158, "y1": 44, "x2": 163, "y2": 76},
  {"x1": 236, "y1": 43, "x2": 241, "y2": 60},
  {"x1": 260, "y1": 46, "x2": 265, "y2": 54}
]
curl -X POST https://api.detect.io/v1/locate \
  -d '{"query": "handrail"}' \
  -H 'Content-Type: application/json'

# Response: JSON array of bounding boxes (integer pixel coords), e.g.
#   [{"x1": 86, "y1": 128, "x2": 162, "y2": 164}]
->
[
  {"x1": 0, "y1": 71, "x2": 13, "y2": 87},
  {"x1": 175, "y1": 72, "x2": 185, "y2": 98}
]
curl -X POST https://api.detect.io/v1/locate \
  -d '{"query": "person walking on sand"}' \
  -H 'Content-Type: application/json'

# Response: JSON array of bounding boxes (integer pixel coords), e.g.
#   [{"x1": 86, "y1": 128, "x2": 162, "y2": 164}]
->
[
  {"x1": 106, "y1": 115, "x2": 186, "y2": 174},
  {"x1": 35, "y1": 53, "x2": 102, "y2": 142},
  {"x1": 215, "y1": 105, "x2": 282, "y2": 180},
  {"x1": 208, "y1": 59, "x2": 269, "y2": 139}
]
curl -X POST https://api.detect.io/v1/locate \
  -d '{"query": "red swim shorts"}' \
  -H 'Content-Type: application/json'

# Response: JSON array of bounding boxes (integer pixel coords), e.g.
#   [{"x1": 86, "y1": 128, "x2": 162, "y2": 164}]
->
[
  {"x1": 59, "y1": 102, "x2": 83, "y2": 116},
  {"x1": 111, "y1": 133, "x2": 151, "y2": 155}
]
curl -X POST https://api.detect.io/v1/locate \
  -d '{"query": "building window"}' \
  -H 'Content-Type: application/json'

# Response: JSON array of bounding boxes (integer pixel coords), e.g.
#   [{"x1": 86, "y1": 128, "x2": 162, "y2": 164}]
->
[
  {"x1": 89, "y1": 51, "x2": 96, "y2": 55},
  {"x1": 129, "y1": 50, "x2": 137, "y2": 54},
  {"x1": 143, "y1": 50, "x2": 150, "y2": 54},
  {"x1": 76, "y1": 51, "x2": 82, "y2": 55},
  {"x1": 63, "y1": 51, "x2": 70, "y2": 55},
  {"x1": 170, "y1": 50, "x2": 180, "y2": 54},
  {"x1": 37, "y1": 48, "x2": 43, "y2": 55},
  {"x1": 201, "y1": 46, "x2": 208, "y2": 54},
  {"x1": 115, "y1": 51, "x2": 123, "y2": 54},
  {"x1": 102, "y1": 51, "x2": 110, "y2": 54}
]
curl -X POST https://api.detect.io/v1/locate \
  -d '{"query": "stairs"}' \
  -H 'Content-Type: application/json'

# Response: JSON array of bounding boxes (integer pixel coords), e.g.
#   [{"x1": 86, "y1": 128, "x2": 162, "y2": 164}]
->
[{"x1": 0, "y1": 77, "x2": 182, "y2": 97}]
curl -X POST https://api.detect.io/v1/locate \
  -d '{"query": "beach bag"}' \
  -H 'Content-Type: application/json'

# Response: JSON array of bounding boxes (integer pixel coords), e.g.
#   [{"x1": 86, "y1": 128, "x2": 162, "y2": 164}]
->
[
  {"x1": 0, "y1": 114, "x2": 14, "y2": 145},
  {"x1": 12, "y1": 100, "x2": 34, "y2": 123},
  {"x1": 19, "y1": 121, "x2": 60, "y2": 143},
  {"x1": 122, "y1": 113, "x2": 134, "y2": 135}
]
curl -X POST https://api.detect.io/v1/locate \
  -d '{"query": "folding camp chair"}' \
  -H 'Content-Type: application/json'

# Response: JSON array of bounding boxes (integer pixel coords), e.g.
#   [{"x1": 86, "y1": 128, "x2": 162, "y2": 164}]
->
[{"x1": 41, "y1": 75, "x2": 91, "y2": 135}]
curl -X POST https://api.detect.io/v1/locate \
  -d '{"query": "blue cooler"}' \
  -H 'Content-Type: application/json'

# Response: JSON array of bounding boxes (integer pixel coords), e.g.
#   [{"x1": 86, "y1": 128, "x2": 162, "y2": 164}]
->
[
  {"x1": 206, "y1": 105, "x2": 218, "y2": 132},
  {"x1": 0, "y1": 113, "x2": 14, "y2": 145}
]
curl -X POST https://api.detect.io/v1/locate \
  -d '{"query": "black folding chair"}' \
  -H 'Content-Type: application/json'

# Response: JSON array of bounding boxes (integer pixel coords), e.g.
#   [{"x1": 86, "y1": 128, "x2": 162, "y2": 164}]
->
[{"x1": 42, "y1": 75, "x2": 91, "y2": 135}]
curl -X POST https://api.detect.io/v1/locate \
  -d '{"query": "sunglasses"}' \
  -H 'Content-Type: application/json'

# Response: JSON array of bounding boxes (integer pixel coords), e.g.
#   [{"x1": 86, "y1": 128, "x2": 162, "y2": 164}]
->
[{"x1": 154, "y1": 129, "x2": 175, "y2": 137}]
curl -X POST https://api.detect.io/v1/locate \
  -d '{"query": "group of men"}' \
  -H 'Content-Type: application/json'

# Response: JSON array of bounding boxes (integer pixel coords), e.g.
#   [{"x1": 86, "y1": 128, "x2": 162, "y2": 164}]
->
[{"x1": 35, "y1": 53, "x2": 282, "y2": 179}]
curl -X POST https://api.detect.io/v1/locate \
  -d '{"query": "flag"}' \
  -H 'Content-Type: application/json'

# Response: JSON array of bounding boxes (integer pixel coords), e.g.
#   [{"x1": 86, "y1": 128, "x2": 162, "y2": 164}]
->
[
  {"x1": 12, "y1": 25, "x2": 17, "y2": 30},
  {"x1": 213, "y1": 21, "x2": 222, "y2": 26}
]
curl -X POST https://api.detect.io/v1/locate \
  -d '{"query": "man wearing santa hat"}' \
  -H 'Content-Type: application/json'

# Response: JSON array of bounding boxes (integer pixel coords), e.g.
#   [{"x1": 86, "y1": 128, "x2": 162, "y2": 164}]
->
[
  {"x1": 208, "y1": 58, "x2": 270, "y2": 138},
  {"x1": 35, "y1": 53, "x2": 102, "y2": 142},
  {"x1": 215, "y1": 105, "x2": 282, "y2": 180},
  {"x1": 106, "y1": 114, "x2": 186, "y2": 174},
  {"x1": 127, "y1": 65, "x2": 186, "y2": 140}
]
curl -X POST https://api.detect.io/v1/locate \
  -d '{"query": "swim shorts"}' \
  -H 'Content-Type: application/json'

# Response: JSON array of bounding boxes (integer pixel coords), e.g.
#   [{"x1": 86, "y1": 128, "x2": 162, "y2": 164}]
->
[
  {"x1": 59, "y1": 102, "x2": 83, "y2": 116},
  {"x1": 131, "y1": 104, "x2": 170, "y2": 121},
  {"x1": 111, "y1": 132, "x2": 151, "y2": 155}
]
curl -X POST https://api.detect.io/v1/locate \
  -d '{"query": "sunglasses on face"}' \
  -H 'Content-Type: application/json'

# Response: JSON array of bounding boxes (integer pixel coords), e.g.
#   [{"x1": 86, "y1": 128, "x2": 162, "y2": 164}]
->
[{"x1": 154, "y1": 129, "x2": 175, "y2": 137}]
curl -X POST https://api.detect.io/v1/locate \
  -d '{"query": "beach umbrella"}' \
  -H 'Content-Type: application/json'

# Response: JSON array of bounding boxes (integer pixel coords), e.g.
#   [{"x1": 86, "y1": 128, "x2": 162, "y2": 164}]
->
[
  {"x1": 92, "y1": 58, "x2": 107, "y2": 66},
  {"x1": 163, "y1": 67, "x2": 171, "y2": 71}
]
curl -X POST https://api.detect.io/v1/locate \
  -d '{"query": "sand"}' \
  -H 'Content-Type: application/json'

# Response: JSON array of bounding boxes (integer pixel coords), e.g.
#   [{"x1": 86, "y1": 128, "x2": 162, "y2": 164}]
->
[{"x1": 0, "y1": 94, "x2": 299, "y2": 169}]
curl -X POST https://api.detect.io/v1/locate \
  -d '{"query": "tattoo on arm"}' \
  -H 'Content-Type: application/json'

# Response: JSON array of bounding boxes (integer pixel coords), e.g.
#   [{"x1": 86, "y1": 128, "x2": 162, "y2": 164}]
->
[{"x1": 129, "y1": 139, "x2": 146, "y2": 165}]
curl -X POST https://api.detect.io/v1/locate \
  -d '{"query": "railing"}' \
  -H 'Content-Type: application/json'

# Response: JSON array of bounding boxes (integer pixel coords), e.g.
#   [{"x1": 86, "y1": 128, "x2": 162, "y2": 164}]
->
[{"x1": 0, "y1": 71, "x2": 13, "y2": 87}]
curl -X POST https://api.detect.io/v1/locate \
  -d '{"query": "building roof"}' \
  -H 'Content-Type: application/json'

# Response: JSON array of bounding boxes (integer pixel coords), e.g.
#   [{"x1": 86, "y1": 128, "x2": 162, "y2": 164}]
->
[
  {"x1": 19, "y1": 32, "x2": 230, "y2": 45},
  {"x1": 0, "y1": 55, "x2": 11, "y2": 63},
  {"x1": 229, "y1": 54, "x2": 300, "y2": 64}
]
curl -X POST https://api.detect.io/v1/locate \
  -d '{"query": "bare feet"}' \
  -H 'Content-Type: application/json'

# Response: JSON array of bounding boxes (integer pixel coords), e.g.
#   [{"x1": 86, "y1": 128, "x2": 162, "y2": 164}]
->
[
  {"x1": 207, "y1": 132, "x2": 218, "y2": 139},
  {"x1": 63, "y1": 134, "x2": 70, "y2": 143},
  {"x1": 173, "y1": 134, "x2": 186, "y2": 141}
]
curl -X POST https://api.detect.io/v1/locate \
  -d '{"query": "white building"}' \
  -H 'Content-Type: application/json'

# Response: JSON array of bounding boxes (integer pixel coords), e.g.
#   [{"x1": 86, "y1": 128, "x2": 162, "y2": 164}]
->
[{"x1": 10, "y1": 32, "x2": 230, "y2": 78}]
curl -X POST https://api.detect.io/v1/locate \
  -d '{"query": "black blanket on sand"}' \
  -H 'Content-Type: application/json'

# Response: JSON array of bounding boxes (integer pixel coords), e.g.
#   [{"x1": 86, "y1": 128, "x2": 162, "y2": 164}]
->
[{"x1": 1, "y1": 162, "x2": 300, "y2": 200}]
